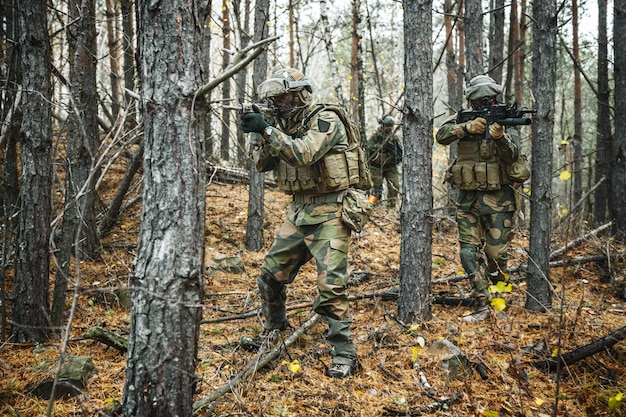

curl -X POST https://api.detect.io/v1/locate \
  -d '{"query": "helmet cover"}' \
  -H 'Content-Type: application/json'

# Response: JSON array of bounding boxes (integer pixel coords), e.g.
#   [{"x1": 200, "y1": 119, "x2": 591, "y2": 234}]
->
[
  {"x1": 380, "y1": 115, "x2": 394, "y2": 127},
  {"x1": 257, "y1": 67, "x2": 313, "y2": 101},
  {"x1": 463, "y1": 75, "x2": 503, "y2": 100}
]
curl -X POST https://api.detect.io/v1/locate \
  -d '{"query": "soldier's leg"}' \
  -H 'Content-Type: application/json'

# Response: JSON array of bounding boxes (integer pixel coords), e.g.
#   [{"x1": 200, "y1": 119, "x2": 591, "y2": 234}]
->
[
  {"x1": 369, "y1": 166, "x2": 384, "y2": 201},
  {"x1": 457, "y1": 209, "x2": 490, "y2": 300},
  {"x1": 259, "y1": 218, "x2": 311, "y2": 330},
  {"x1": 385, "y1": 168, "x2": 401, "y2": 209},
  {"x1": 306, "y1": 218, "x2": 356, "y2": 377},
  {"x1": 484, "y1": 211, "x2": 514, "y2": 284}
]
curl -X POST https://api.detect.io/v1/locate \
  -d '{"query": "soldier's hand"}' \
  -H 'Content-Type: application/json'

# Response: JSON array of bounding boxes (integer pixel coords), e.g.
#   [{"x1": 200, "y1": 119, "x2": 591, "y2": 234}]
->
[
  {"x1": 465, "y1": 117, "x2": 487, "y2": 135},
  {"x1": 489, "y1": 122, "x2": 504, "y2": 140},
  {"x1": 239, "y1": 109, "x2": 269, "y2": 134}
]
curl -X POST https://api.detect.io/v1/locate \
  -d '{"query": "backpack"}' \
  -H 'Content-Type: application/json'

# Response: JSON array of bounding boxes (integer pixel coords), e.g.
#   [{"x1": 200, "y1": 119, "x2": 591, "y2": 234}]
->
[{"x1": 302, "y1": 104, "x2": 373, "y2": 190}]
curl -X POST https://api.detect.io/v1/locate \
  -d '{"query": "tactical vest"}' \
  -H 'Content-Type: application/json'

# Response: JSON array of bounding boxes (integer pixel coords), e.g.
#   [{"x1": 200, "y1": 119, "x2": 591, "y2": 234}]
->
[
  {"x1": 449, "y1": 136, "x2": 511, "y2": 191},
  {"x1": 275, "y1": 104, "x2": 373, "y2": 194}
]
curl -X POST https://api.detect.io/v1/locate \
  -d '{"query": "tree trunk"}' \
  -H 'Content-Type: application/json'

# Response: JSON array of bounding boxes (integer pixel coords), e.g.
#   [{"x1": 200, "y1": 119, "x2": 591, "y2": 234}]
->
[
  {"x1": 220, "y1": 0, "x2": 232, "y2": 162},
  {"x1": 105, "y1": 0, "x2": 122, "y2": 119},
  {"x1": 464, "y1": 0, "x2": 483, "y2": 79},
  {"x1": 488, "y1": 0, "x2": 504, "y2": 83},
  {"x1": 504, "y1": 0, "x2": 518, "y2": 102},
  {"x1": 320, "y1": 0, "x2": 346, "y2": 107},
  {"x1": 121, "y1": 0, "x2": 137, "y2": 126},
  {"x1": 1, "y1": 0, "x2": 20, "y2": 341},
  {"x1": 399, "y1": 0, "x2": 433, "y2": 323},
  {"x1": 594, "y1": 0, "x2": 610, "y2": 225},
  {"x1": 610, "y1": 0, "x2": 626, "y2": 239},
  {"x1": 443, "y1": 0, "x2": 460, "y2": 217},
  {"x1": 12, "y1": 0, "x2": 53, "y2": 343},
  {"x1": 245, "y1": 0, "x2": 270, "y2": 252},
  {"x1": 526, "y1": 0, "x2": 557, "y2": 312},
  {"x1": 234, "y1": 0, "x2": 251, "y2": 168},
  {"x1": 122, "y1": 0, "x2": 207, "y2": 414},
  {"x1": 572, "y1": 0, "x2": 583, "y2": 208}
]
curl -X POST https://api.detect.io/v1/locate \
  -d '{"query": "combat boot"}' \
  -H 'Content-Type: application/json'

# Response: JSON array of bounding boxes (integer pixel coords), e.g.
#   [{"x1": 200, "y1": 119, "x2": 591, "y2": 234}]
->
[
  {"x1": 326, "y1": 317, "x2": 357, "y2": 378},
  {"x1": 469, "y1": 272, "x2": 492, "y2": 306}
]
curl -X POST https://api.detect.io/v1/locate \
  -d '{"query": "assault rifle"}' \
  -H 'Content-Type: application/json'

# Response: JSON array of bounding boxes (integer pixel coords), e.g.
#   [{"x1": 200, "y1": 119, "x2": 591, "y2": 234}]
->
[
  {"x1": 221, "y1": 102, "x2": 275, "y2": 115},
  {"x1": 456, "y1": 99, "x2": 536, "y2": 140}
]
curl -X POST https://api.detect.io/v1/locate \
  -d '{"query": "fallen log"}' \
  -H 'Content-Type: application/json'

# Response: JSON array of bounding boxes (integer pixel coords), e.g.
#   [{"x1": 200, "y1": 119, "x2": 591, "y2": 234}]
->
[
  {"x1": 533, "y1": 324, "x2": 626, "y2": 373},
  {"x1": 83, "y1": 327, "x2": 128, "y2": 353},
  {"x1": 192, "y1": 313, "x2": 321, "y2": 416}
]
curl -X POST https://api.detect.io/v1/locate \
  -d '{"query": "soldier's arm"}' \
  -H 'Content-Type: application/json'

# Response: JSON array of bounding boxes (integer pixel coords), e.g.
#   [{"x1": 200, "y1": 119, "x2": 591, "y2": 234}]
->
[
  {"x1": 493, "y1": 126, "x2": 520, "y2": 163},
  {"x1": 264, "y1": 110, "x2": 345, "y2": 167}
]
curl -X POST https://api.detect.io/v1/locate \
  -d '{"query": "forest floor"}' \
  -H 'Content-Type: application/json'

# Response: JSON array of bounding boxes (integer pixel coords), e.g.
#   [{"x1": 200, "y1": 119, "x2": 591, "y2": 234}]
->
[{"x1": 2, "y1": 179, "x2": 626, "y2": 417}]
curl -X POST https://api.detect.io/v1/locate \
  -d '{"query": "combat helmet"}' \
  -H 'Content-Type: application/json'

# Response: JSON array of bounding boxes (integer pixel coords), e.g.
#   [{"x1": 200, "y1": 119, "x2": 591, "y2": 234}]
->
[
  {"x1": 257, "y1": 67, "x2": 313, "y2": 102},
  {"x1": 463, "y1": 75, "x2": 503, "y2": 101},
  {"x1": 380, "y1": 115, "x2": 394, "y2": 127}
]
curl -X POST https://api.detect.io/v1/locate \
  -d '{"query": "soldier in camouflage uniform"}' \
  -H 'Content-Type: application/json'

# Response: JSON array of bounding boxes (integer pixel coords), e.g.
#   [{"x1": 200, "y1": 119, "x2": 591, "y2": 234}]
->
[
  {"x1": 435, "y1": 75, "x2": 521, "y2": 303},
  {"x1": 239, "y1": 67, "x2": 357, "y2": 378},
  {"x1": 365, "y1": 115, "x2": 402, "y2": 209}
]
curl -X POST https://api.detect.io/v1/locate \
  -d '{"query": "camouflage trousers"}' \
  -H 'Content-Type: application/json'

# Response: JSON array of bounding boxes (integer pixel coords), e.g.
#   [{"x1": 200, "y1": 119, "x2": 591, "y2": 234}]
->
[
  {"x1": 369, "y1": 165, "x2": 400, "y2": 209},
  {"x1": 456, "y1": 205, "x2": 514, "y2": 286},
  {"x1": 260, "y1": 216, "x2": 351, "y2": 322}
]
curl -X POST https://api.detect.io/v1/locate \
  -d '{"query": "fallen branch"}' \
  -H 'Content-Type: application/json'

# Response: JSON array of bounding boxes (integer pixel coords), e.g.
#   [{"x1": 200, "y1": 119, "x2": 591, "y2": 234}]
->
[
  {"x1": 549, "y1": 222, "x2": 613, "y2": 259},
  {"x1": 83, "y1": 327, "x2": 128, "y2": 353},
  {"x1": 533, "y1": 324, "x2": 626, "y2": 373},
  {"x1": 192, "y1": 313, "x2": 321, "y2": 416}
]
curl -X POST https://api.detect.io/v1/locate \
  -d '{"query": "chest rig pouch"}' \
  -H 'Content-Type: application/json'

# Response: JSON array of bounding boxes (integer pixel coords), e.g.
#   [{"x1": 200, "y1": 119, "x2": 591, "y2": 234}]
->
[{"x1": 448, "y1": 138, "x2": 509, "y2": 191}]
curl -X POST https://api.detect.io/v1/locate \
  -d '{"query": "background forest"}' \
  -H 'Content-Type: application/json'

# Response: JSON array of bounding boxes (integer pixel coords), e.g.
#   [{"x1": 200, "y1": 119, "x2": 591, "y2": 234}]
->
[{"x1": 2, "y1": 0, "x2": 626, "y2": 416}]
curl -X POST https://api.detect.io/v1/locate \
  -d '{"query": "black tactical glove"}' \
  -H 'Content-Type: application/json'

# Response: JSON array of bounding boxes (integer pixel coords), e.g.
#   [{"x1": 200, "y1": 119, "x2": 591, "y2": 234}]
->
[{"x1": 239, "y1": 106, "x2": 269, "y2": 134}]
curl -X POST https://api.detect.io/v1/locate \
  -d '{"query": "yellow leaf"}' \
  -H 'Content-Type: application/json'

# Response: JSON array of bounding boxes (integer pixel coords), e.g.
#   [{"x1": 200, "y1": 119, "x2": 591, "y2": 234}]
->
[
  {"x1": 551, "y1": 348, "x2": 559, "y2": 357},
  {"x1": 535, "y1": 397, "x2": 544, "y2": 406},
  {"x1": 490, "y1": 297, "x2": 506, "y2": 311},
  {"x1": 289, "y1": 360, "x2": 300, "y2": 373},
  {"x1": 560, "y1": 207, "x2": 568, "y2": 216},
  {"x1": 411, "y1": 346, "x2": 419, "y2": 364},
  {"x1": 561, "y1": 137, "x2": 569, "y2": 145},
  {"x1": 489, "y1": 281, "x2": 512, "y2": 293},
  {"x1": 407, "y1": 324, "x2": 420, "y2": 335},
  {"x1": 483, "y1": 410, "x2": 500, "y2": 417},
  {"x1": 559, "y1": 170, "x2": 572, "y2": 181},
  {"x1": 609, "y1": 392, "x2": 623, "y2": 410}
]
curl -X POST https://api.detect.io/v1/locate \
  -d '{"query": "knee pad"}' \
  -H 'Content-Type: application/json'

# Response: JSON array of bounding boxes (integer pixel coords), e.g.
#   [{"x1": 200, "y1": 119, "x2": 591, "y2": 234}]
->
[
  {"x1": 257, "y1": 273, "x2": 285, "y2": 304},
  {"x1": 459, "y1": 243, "x2": 479, "y2": 276}
]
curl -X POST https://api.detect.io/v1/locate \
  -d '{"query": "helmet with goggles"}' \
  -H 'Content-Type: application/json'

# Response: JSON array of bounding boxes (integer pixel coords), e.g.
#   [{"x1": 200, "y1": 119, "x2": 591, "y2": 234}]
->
[
  {"x1": 257, "y1": 67, "x2": 313, "y2": 101},
  {"x1": 257, "y1": 67, "x2": 313, "y2": 119}
]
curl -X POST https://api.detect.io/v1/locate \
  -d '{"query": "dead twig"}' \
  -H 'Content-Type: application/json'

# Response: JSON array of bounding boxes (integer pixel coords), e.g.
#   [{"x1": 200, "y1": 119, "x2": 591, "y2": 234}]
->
[
  {"x1": 533, "y1": 324, "x2": 626, "y2": 373},
  {"x1": 192, "y1": 313, "x2": 321, "y2": 416}
]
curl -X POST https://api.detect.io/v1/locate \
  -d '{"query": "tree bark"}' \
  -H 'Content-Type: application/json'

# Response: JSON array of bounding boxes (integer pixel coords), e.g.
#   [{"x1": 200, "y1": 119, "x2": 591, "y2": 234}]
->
[
  {"x1": 594, "y1": 0, "x2": 610, "y2": 225},
  {"x1": 464, "y1": 0, "x2": 483, "y2": 78},
  {"x1": 526, "y1": 0, "x2": 557, "y2": 312},
  {"x1": 610, "y1": 0, "x2": 626, "y2": 239},
  {"x1": 122, "y1": 0, "x2": 207, "y2": 414},
  {"x1": 12, "y1": 0, "x2": 53, "y2": 343},
  {"x1": 245, "y1": 0, "x2": 270, "y2": 252},
  {"x1": 399, "y1": 0, "x2": 433, "y2": 322}
]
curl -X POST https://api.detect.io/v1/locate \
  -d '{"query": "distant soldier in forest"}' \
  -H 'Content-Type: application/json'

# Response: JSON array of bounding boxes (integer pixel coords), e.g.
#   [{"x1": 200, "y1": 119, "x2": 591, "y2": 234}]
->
[
  {"x1": 435, "y1": 75, "x2": 525, "y2": 305},
  {"x1": 365, "y1": 115, "x2": 403, "y2": 210},
  {"x1": 238, "y1": 67, "x2": 362, "y2": 378}
]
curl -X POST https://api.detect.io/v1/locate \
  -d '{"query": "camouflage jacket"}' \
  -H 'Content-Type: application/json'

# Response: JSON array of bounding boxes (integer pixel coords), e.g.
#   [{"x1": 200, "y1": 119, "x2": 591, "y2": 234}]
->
[
  {"x1": 365, "y1": 128, "x2": 402, "y2": 168},
  {"x1": 436, "y1": 113, "x2": 519, "y2": 213},
  {"x1": 253, "y1": 105, "x2": 350, "y2": 226}
]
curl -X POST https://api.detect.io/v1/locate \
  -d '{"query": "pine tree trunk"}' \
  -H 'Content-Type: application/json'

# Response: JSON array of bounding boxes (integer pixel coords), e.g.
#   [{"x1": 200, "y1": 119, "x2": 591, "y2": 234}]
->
[
  {"x1": 122, "y1": 0, "x2": 207, "y2": 414},
  {"x1": 12, "y1": 0, "x2": 53, "y2": 343},
  {"x1": 399, "y1": 0, "x2": 433, "y2": 323},
  {"x1": 526, "y1": 0, "x2": 557, "y2": 312}
]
